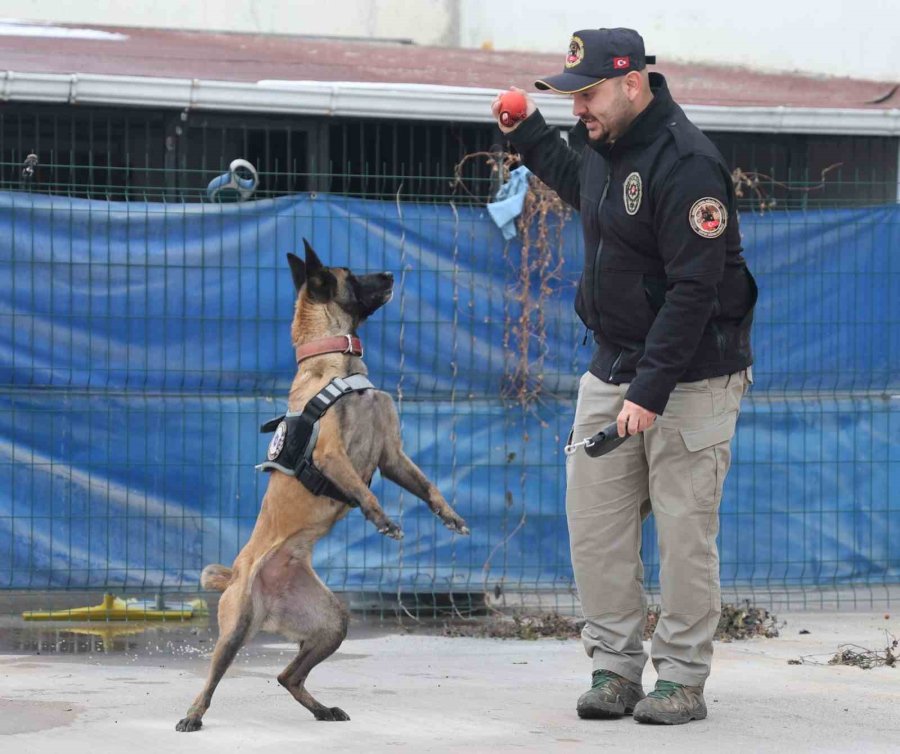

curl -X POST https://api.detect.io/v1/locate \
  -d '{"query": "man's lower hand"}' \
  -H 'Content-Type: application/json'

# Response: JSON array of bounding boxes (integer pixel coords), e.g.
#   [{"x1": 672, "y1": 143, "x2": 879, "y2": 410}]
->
[{"x1": 616, "y1": 400, "x2": 657, "y2": 437}]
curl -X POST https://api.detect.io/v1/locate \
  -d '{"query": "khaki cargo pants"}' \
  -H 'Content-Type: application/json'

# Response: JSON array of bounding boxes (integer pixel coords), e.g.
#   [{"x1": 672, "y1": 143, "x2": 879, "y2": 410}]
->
[{"x1": 565, "y1": 369, "x2": 750, "y2": 687}]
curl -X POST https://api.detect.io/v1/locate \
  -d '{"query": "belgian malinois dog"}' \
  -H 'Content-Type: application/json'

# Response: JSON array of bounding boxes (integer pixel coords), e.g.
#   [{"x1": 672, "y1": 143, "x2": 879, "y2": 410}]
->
[{"x1": 176, "y1": 241, "x2": 470, "y2": 731}]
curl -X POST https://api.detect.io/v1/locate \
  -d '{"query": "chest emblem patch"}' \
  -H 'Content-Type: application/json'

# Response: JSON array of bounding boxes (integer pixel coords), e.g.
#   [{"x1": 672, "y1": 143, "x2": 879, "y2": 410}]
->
[
  {"x1": 267, "y1": 420, "x2": 287, "y2": 460},
  {"x1": 689, "y1": 197, "x2": 728, "y2": 238},
  {"x1": 623, "y1": 172, "x2": 642, "y2": 215}
]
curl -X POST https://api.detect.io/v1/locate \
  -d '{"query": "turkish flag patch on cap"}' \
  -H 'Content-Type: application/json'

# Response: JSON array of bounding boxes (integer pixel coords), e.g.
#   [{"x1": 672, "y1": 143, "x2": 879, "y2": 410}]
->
[{"x1": 613, "y1": 56, "x2": 630, "y2": 69}]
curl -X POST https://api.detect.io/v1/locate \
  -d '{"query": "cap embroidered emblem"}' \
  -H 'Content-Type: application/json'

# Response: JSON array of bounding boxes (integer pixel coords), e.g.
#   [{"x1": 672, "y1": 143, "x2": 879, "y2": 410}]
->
[
  {"x1": 689, "y1": 197, "x2": 728, "y2": 238},
  {"x1": 624, "y1": 172, "x2": 642, "y2": 215},
  {"x1": 267, "y1": 420, "x2": 287, "y2": 460},
  {"x1": 613, "y1": 56, "x2": 630, "y2": 69},
  {"x1": 565, "y1": 35, "x2": 585, "y2": 68}
]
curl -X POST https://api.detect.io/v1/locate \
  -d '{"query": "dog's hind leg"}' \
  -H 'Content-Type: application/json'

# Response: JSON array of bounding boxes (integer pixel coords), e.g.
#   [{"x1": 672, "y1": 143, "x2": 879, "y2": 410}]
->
[
  {"x1": 278, "y1": 632, "x2": 349, "y2": 721},
  {"x1": 274, "y1": 570, "x2": 350, "y2": 720},
  {"x1": 175, "y1": 580, "x2": 255, "y2": 732}
]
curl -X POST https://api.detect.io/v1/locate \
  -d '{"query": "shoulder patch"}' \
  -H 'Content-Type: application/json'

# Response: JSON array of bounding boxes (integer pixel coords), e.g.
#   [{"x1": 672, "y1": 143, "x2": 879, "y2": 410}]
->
[
  {"x1": 623, "y1": 172, "x2": 642, "y2": 215},
  {"x1": 689, "y1": 197, "x2": 728, "y2": 238}
]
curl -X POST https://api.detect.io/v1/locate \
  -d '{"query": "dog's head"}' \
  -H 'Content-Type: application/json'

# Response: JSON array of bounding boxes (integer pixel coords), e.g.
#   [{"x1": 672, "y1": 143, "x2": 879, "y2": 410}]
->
[{"x1": 287, "y1": 239, "x2": 394, "y2": 330}]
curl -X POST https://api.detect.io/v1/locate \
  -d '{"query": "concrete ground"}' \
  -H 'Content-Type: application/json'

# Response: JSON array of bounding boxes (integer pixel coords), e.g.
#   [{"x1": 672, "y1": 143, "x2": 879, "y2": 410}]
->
[{"x1": 0, "y1": 611, "x2": 897, "y2": 753}]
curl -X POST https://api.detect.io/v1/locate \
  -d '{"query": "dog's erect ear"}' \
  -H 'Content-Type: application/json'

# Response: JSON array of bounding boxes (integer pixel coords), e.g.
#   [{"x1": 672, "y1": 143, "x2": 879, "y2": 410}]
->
[
  {"x1": 292, "y1": 242, "x2": 334, "y2": 302},
  {"x1": 303, "y1": 238, "x2": 324, "y2": 274},
  {"x1": 306, "y1": 268, "x2": 338, "y2": 303},
  {"x1": 287, "y1": 253, "x2": 306, "y2": 293}
]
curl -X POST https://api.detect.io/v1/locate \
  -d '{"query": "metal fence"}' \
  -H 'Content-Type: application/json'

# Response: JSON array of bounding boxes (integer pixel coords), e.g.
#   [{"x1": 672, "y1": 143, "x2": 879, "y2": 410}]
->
[
  {"x1": 3, "y1": 102, "x2": 898, "y2": 205},
  {"x1": 1, "y1": 156, "x2": 898, "y2": 616}
]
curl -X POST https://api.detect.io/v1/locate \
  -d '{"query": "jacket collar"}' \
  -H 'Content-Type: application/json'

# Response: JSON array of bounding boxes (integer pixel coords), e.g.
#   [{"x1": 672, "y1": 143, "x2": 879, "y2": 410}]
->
[{"x1": 591, "y1": 72, "x2": 676, "y2": 158}]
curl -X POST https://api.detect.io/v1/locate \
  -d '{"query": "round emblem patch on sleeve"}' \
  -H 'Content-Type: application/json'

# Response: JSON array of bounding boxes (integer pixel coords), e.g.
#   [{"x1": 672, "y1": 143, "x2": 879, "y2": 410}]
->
[
  {"x1": 624, "y1": 172, "x2": 642, "y2": 215},
  {"x1": 689, "y1": 197, "x2": 728, "y2": 238},
  {"x1": 267, "y1": 420, "x2": 287, "y2": 460}
]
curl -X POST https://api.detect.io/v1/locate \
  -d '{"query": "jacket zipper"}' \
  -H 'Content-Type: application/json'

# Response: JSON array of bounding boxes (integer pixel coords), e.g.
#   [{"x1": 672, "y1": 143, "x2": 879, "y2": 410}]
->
[
  {"x1": 711, "y1": 322, "x2": 726, "y2": 359},
  {"x1": 590, "y1": 168, "x2": 612, "y2": 331},
  {"x1": 608, "y1": 350, "x2": 623, "y2": 381}
]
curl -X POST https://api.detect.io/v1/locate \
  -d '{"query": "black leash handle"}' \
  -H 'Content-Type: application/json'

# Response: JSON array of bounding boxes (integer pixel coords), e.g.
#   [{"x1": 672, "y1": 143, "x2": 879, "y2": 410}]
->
[{"x1": 564, "y1": 421, "x2": 631, "y2": 458}]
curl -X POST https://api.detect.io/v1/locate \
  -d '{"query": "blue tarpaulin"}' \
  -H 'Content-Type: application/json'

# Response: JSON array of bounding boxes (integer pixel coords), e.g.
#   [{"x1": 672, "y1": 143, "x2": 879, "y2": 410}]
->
[{"x1": 1, "y1": 190, "x2": 897, "y2": 592}]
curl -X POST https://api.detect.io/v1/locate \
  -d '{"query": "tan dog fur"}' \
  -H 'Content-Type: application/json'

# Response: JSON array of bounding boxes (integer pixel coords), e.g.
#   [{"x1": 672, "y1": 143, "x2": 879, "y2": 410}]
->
[{"x1": 175, "y1": 241, "x2": 469, "y2": 731}]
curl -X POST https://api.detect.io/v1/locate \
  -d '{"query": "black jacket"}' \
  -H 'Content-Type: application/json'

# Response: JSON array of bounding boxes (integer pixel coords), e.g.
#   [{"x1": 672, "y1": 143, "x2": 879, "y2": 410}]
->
[{"x1": 509, "y1": 73, "x2": 757, "y2": 415}]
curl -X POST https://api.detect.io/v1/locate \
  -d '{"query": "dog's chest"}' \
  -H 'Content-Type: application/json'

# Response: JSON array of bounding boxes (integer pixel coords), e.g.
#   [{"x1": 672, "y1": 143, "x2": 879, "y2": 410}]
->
[{"x1": 337, "y1": 391, "x2": 383, "y2": 469}]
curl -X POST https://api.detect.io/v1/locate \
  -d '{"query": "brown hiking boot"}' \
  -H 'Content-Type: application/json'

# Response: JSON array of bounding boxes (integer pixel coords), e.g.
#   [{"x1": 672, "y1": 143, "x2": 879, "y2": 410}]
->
[
  {"x1": 576, "y1": 669, "x2": 645, "y2": 719},
  {"x1": 633, "y1": 680, "x2": 707, "y2": 725}
]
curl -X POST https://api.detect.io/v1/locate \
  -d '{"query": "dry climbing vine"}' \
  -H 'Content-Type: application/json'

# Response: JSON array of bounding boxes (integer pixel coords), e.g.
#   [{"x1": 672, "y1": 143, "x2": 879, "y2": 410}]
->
[{"x1": 453, "y1": 149, "x2": 571, "y2": 409}]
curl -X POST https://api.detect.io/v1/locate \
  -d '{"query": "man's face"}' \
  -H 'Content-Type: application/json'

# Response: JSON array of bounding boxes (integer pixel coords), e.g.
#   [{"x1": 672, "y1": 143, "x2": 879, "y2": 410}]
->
[{"x1": 571, "y1": 78, "x2": 634, "y2": 144}]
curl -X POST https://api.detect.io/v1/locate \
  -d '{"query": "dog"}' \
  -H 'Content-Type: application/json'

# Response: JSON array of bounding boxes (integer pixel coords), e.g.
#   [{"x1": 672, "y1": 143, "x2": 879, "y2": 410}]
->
[{"x1": 176, "y1": 240, "x2": 470, "y2": 731}]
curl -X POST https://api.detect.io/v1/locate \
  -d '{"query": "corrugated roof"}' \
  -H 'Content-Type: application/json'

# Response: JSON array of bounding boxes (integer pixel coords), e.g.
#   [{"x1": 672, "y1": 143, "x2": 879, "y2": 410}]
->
[{"x1": 2, "y1": 21, "x2": 898, "y2": 110}]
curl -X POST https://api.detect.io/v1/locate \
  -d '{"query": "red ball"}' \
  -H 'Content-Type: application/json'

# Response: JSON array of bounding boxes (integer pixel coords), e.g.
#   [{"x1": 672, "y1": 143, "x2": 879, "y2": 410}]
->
[{"x1": 499, "y1": 90, "x2": 528, "y2": 127}]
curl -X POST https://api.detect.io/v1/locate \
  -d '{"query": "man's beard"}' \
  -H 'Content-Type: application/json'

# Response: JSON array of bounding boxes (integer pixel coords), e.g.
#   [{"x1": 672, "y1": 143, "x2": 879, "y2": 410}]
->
[
  {"x1": 579, "y1": 116, "x2": 606, "y2": 143},
  {"x1": 584, "y1": 96, "x2": 632, "y2": 144},
  {"x1": 582, "y1": 119, "x2": 614, "y2": 144}
]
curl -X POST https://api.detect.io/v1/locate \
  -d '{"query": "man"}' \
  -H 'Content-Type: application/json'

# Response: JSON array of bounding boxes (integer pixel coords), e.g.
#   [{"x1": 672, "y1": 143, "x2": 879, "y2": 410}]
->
[{"x1": 492, "y1": 28, "x2": 757, "y2": 725}]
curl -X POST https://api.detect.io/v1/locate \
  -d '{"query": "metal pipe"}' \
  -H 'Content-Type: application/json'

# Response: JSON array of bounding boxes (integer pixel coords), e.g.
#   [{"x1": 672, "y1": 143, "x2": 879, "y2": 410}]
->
[{"x1": 2, "y1": 70, "x2": 899, "y2": 136}]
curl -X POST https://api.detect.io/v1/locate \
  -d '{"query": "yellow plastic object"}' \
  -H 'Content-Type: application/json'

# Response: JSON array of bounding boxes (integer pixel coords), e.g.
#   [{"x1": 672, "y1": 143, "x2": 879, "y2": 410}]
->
[
  {"x1": 21, "y1": 593, "x2": 208, "y2": 622},
  {"x1": 67, "y1": 625, "x2": 155, "y2": 641}
]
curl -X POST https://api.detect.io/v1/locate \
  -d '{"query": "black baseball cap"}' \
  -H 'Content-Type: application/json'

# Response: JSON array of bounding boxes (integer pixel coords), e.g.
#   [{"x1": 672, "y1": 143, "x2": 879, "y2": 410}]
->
[{"x1": 535, "y1": 28, "x2": 655, "y2": 94}]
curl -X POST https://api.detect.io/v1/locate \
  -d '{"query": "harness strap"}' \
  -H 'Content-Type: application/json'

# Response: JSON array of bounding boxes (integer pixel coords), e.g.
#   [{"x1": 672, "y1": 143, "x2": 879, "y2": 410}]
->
[
  {"x1": 299, "y1": 374, "x2": 373, "y2": 427},
  {"x1": 257, "y1": 373, "x2": 374, "y2": 508}
]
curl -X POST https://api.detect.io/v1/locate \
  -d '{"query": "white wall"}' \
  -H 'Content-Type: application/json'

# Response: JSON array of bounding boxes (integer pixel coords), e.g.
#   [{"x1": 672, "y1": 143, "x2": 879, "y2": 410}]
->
[
  {"x1": 459, "y1": 0, "x2": 900, "y2": 82},
  {"x1": 1, "y1": 0, "x2": 460, "y2": 45},
  {"x1": 3, "y1": 0, "x2": 897, "y2": 81}
]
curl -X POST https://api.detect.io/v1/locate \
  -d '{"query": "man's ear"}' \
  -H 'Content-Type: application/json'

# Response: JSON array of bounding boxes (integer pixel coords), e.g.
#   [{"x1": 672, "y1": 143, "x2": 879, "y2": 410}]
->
[
  {"x1": 623, "y1": 70, "x2": 644, "y2": 102},
  {"x1": 287, "y1": 253, "x2": 306, "y2": 293}
]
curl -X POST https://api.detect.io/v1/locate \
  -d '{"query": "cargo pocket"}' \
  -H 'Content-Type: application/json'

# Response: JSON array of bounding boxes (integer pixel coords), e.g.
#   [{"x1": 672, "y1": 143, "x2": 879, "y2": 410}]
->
[{"x1": 678, "y1": 411, "x2": 737, "y2": 509}]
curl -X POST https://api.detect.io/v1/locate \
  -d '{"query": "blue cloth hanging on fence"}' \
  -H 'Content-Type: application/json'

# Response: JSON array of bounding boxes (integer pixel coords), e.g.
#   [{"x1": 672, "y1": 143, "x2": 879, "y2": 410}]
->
[{"x1": 487, "y1": 166, "x2": 532, "y2": 240}]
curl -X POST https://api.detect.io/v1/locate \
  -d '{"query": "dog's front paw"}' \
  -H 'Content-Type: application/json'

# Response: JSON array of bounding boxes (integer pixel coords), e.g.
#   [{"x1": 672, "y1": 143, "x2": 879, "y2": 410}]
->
[
  {"x1": 175, "y1": 716, "x2": 202, "y2": 732},
  {"x1": 378, "y1": 520, "x2": 404, "y2": 540},
  {"x1": 443, "y1": 513, "x2": 470, "y2": 535}
]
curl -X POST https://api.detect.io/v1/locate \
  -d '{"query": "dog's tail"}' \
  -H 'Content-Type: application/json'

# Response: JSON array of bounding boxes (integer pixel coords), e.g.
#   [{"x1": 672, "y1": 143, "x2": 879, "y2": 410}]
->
[{"x1": 200, "y1": 563, "x2": 233, "y2": 592}]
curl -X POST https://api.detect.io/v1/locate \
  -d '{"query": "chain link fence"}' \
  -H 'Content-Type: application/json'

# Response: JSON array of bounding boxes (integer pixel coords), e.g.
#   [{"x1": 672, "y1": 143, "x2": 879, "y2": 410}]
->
[{"x1": 1, "y1": 145, "x2": 898, "y2": 616}]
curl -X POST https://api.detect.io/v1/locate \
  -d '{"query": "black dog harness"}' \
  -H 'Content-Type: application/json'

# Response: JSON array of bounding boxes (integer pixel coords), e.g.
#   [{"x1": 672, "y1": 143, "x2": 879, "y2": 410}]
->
[{"x1": 256, "y1": 373, "x2": 374, "y2": 506}]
